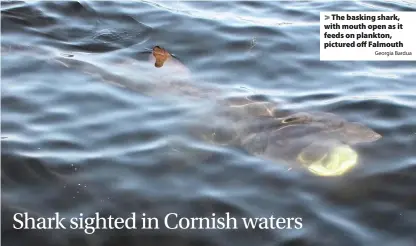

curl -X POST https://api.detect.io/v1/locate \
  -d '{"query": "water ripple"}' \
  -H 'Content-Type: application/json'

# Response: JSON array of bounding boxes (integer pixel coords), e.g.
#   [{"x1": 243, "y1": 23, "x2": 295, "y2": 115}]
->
[{"x1": 2, "y1": 1, "x2": 415, "y2": 246}]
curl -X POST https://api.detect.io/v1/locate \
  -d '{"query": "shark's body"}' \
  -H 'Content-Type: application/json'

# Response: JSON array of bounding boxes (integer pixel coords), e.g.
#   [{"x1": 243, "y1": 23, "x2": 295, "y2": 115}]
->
[{"x1": 4, "y1": 44, "x2": 381, "y2": 176}]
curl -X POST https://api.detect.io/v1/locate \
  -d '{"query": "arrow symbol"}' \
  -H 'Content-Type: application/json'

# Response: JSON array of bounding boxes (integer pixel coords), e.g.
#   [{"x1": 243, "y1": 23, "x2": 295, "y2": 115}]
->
[{"x1": 325, "y1": 15, "x2": 330, "y2": 20}]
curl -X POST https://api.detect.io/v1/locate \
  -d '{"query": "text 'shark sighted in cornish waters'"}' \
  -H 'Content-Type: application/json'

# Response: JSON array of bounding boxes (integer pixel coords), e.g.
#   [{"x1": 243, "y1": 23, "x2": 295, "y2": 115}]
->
[{"x1": 13, "y1": 212, "x2": 303, "y2": 234}]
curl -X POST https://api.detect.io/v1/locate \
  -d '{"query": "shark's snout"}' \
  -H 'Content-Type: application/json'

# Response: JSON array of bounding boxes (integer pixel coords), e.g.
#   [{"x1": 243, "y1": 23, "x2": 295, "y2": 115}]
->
[
  {"x1": 371, "y1": 131, "x2": 382, "y2": 141},
  {"x1": 343, "y1": 122, "x2": 382, "y2": 144}
]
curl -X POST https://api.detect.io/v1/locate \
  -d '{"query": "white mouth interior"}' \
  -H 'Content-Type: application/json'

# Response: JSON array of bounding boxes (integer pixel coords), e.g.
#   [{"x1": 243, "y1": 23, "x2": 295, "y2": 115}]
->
[{"x1": 298, "y1": 145, "x2": 358, "y2": 176}]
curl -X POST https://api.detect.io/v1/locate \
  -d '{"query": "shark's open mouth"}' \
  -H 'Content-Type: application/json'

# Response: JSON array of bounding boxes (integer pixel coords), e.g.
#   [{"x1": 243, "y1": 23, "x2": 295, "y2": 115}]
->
[{"x1": 297, "y1": 144, "x2": 358, "y2": 176}]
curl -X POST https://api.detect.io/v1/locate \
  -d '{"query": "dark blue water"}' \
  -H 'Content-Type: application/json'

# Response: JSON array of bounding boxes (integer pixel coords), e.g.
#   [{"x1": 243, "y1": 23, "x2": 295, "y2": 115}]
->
[{"x1": 2, "y1": 1, "x2": 416, "y2": 246}]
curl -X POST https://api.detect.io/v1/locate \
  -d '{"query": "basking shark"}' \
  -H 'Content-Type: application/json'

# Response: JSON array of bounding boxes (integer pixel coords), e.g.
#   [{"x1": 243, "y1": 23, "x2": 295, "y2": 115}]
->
[{"x1": 4, "y1": 44, "x2": 381, "y2": 176}]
